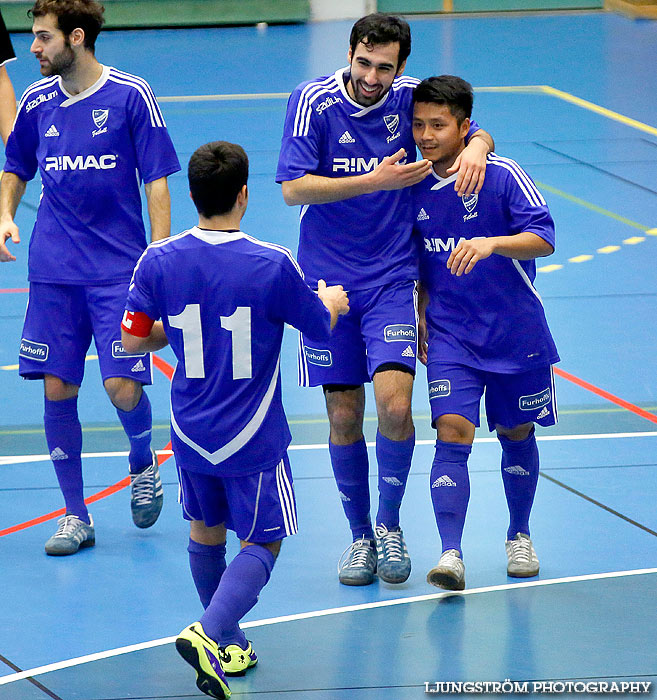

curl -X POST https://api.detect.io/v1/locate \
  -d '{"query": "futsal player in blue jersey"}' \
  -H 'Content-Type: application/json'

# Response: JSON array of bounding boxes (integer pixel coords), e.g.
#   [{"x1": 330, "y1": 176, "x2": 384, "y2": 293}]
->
[
  {"x1": 412, "y1": 75, "x2": 559, "y2": 590},
  {"x1": 277, "y1": 13, "x2": 494, "y2": 586},
  {"x1": 0, "y1": 0, "x2": 180, "y2": 554},
  {"x1": 122, "y1": 141, "x2": 349, "y2": 700}
]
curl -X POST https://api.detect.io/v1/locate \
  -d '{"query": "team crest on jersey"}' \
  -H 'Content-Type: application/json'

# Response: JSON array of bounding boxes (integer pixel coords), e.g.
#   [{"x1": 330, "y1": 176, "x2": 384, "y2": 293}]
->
[
  {"x1": 461, "y1": 193, "x2": 479, "y2": 222},
  {"x1": 92, "y1": 109, "x2": 109, "y2": 137},
  {"x1": 428, "y1": 380, "x2": 451, "y2": 399},
  {"x1": 384, "y1": 114, "x2": 401, "y2": 143},
  {"x1": 111, "y1": 340, "x2": 147, "y2": 359},
  {"x1": 304, "y1": 346, "x2": 332, "y2": 367}
]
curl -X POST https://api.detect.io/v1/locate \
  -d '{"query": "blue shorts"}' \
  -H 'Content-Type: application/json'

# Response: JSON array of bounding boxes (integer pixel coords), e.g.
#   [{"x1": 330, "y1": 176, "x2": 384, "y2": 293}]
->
[
  {"x1": 19, "y1": 282, "x2": 153, "y2": 386},
  {"x1": 427, "y1": 362, "x2": 558, "y2": 431},
  {"x1": 298, "y1": 280, "x2": 418, "y2": 387},
  {"x1": 176, "y1": 453, "x2": 298, "y2": 543}
]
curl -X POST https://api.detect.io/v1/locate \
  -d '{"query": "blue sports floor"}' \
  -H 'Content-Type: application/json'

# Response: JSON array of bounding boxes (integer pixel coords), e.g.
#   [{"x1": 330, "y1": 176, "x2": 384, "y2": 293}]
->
[{"x1": 1, "y1": 10, "x2": 657, "y2": 699}]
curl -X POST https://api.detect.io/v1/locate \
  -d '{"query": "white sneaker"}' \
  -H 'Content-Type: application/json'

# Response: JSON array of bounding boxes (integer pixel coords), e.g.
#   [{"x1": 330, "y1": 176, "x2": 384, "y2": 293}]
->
[
  {"x1": 506, "y1": 533, "x2": 539, "y2": 577},
  {"x1": 426, "y1": 549, "x2": 465, "y2": 590}
]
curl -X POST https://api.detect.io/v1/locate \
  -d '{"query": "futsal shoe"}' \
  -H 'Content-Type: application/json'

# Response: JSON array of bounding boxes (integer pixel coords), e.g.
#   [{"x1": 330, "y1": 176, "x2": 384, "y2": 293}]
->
[
  {"x1": 426, "y1": 549, "x2": 465, "y2": 591},
  {"x1": 337, "y1": 536, "x2": 377, "y2": 586},
  {"x1": 374, "y1": 523, "x2": 411, "y2": 583},
  {"x1": 219, "y1": 641, "x2": 258, "y2": 676},
  {"x1": 45, "y1": 513, "x2": 95, "y2": 556},
  {"x1": 176, "y1": 622, "x2": 231, "y2": 699},
  {"x1": 130, "y1": 449, "x2": 164, "y2": 528},
  {"x1": 505, "y1": 533, "x2": 539, "y2": 577}
]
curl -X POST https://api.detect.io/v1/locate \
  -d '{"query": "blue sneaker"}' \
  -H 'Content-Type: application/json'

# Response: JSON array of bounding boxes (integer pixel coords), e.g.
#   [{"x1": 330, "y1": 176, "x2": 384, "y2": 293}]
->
[
  {"x1": 219, "y1": 641, "x2": 258, "y2": 676},
  {"x1": 45, "y1": 514, "x2": 95, "y2": 556},
  {"x1": 375, "y1": 524, "x2": 411, "y2": 584},
  {"x1": 337, "y1": 536, "x2": 377, "y2": 586},
  {"x1": 130, "y1": 450, "x2": 163, "y2": 528},
  {"x1": 176, "y1": 622, "x2": 231, "y2": 699}
]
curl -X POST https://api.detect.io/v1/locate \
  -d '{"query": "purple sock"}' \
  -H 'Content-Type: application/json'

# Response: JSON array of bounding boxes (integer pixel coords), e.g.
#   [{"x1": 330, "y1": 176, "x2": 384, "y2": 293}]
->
[
  {"x1": 430, "y1": 440, "x2": 471, "y2": 556},
  {"x1": 188, "y1": 539, "x2": 227, "y2": 609},
  {"x1": 329, "y1": 438, "x2": 373, "y2": 541},
  {"x1": 201, "y1": 545, "x2": 275, "y2": 648},
  {"x1": 375, "y1": 430, "x2": 414, "y2": 529},
  {"x1": 116, "y1": 390, "x2": 153, "y2": 473},
  {"x1": 44, "y1": 396, "x2": 88, "y2": 523},
  {"x1": 499, "y1": 429, "x2": 540, "y2": 539}
]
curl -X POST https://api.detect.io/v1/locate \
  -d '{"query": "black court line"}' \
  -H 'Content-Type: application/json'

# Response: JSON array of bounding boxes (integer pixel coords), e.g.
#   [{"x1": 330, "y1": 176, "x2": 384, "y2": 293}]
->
[
  {"x1": 533, "y1": 142, "x2": 657, "y2": 197},
  {"x1": 0, "y1": 653, "x2": 64, "y2": 700},
  {"x1": 640, "y1": 138, "x2": 657, "y2": 150},
  {"x1": 540, "y1": 471, "x2": 657, "y2": 537}
]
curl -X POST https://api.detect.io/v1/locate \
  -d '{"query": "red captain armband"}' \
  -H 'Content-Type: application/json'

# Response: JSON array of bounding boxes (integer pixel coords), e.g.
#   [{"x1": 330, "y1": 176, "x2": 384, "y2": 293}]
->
[{"x1": 121, "y1": 310, "x2": 155, "y2": 338}]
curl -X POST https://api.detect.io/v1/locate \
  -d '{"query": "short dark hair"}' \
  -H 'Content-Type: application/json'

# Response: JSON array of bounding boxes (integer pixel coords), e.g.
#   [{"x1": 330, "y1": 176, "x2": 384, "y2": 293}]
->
[
  {"x1": 188, "y1": 141, "x2": 249, "y2": 218},
  {"x1": 413, "y1": 75, "x2": 474, "y2": 125},
  {"x1": 349, "y1": 13, "x2": 411, "y2": 69},
  {"x1": 29, "y1": 0, "x2": 105, "y2": 51}
]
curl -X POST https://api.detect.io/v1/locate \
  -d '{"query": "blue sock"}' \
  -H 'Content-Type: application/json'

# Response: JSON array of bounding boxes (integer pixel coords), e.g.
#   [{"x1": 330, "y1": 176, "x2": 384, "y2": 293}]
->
[
  {"x1": 44, "y1": 396, "x2": 88, "y2": 523},
  {"x1": 430, "y1": 440, "x2": 471, "y2": 556},
  {"x1": 499, "y1": 429, "x2": 539, "y2": 540},
  {"x1": 375, "y1": 430, "x2": 414, "y2": 529},
  {"x1": 116, "y1": 390, "x2": 153, "y2": 473},
  {"x1": 329, "y1": 438, "x2": 373, "y2": 541},
  {"x1": 188, "y1": 539, "x2": 227, "y2": 609},
  {"x1": 201, "y1": 545, "x2": 275, "y2": 648}
]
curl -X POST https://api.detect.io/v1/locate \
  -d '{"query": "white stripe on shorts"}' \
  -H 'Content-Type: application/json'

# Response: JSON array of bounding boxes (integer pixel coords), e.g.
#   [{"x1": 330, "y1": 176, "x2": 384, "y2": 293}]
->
[{"x1": 276, "y1": 459, "x2": 298, "y2": 535}]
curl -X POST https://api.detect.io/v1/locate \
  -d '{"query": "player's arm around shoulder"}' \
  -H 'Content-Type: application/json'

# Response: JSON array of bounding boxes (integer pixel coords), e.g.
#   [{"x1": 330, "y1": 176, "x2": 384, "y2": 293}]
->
[{"x1": 448, "y1": 127, "x2": 494, "y2": 198}]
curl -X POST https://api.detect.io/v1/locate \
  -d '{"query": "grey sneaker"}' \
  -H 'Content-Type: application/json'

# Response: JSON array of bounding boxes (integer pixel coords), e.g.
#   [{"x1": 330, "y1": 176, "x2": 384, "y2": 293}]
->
[
  {"x1": 506, "y1": 533, "x2": 539, "y2": 577},
  {"x1": 426, "y1": 549, "x2": 465, "y2": 590},
  {"x1": 337, "y1": 536, "x2": 377, "y2": 586},
  {"x1": 45, "y1": 514, "x2": 95, "y2": 556},
  {"x1": 130, "y1": 450, "x2": 163, "y2": 528},
  {"x1": 375, "y1": 524, "x2": 411, "y2": 583}
]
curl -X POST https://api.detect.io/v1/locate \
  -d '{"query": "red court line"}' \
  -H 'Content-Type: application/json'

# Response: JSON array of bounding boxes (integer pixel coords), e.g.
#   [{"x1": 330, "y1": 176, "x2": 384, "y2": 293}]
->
[
  {"x1": 2, "y1": 362, "x2": 656, "y2": 538},
  {"x1": 553, "y1": 367, "x2": 657, "y2": 425},
  {"x1": 0, "y1": 353, "x2": 176, "y2": 539},
  {"x1": 0, "y1": 288, "x2": 28, "y2": 294}
]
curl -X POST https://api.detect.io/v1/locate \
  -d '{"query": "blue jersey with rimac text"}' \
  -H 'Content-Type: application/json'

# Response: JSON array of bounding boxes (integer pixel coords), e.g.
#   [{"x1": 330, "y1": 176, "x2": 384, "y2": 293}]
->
[
  {"x1": 125, "y1": 227, "x2": 332, "y2": 477},
  {"x1": 276, "y1": 67, "x2": 479, "y2": 291},
  {"x1": 415, "y1": 153, "x2": 560, "y2": 373},
  {"x1": 4, "y1": 65, "x2": 180, "y2": 285}
]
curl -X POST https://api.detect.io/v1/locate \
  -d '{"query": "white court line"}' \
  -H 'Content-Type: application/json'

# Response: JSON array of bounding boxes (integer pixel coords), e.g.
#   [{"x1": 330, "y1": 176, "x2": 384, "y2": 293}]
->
[
  {"x1": 0, "y1": 567, "x2": 655, "y2": 686},
  {"x1": 2, "y1": 431, "x2": 657, "y2": 467}
]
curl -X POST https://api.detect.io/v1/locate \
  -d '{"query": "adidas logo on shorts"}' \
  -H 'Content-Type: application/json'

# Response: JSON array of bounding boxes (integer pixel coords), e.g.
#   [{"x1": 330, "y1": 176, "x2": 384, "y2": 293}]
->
[
  {"x1": 504, "y1": 465, "x2": 530, "y2": 476},
  {"x1": 432, "y1": 475, "x2": 456, "y2": 488},
  {"x1": 401, "y1": 345, "x2": 415, "y2": 358},
  {"x1": 45, "y1": 124, "x2": 60, "y2": 137},
  {"x1": 417, "y1": 208, "x2": 430, "y2": 221},
  {"x1": 536, "y1": 406, "x2": 550, "y2": 420},
  {"x1": 50, "y1": 447, "x2": 68, "y2": 461},
  {"x1": 338, "y1": 130, "x2": 355, "y2": 144},
  {"x1": 131, "y1": 359, "x2": 146, "y2": 373},
  {"x1": 382, "y1": 476, "x2": 403, "y2": 486}
]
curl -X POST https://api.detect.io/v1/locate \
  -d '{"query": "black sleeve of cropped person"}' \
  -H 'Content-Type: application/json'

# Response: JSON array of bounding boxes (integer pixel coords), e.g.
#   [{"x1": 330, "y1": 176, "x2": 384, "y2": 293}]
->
[{"x1": 0, "y1": 11, "x2": 16, "y2": 67}]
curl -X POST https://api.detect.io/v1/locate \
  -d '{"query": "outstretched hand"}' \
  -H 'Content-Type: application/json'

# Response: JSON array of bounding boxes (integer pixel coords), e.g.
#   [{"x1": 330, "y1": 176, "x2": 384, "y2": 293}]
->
[
  {"x1": 0, "y1": 220, "x2": 20, "y2": 262},
  {"x1": 369, "y1": 148, "x2": 432, "y2": 192}
]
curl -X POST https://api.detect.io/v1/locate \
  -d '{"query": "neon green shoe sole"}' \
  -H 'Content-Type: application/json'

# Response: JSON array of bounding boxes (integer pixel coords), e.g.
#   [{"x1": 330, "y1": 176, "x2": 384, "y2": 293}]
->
[{"x1": 175, "y1": 622, "x2": 231, "y2": 699}]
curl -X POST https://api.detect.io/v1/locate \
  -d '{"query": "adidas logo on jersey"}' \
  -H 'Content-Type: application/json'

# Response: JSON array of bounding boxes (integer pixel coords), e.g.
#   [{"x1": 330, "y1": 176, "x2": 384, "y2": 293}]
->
[
  {"x1": 131, "y1": 359, "x2": 146, "y2": 373},
  {"x1": 504, "y1": 465, "x2": 530, "y2": 476},
  {"x1": 338, "y1": 131, "x2": 355, "y2": 144},
  {"x1": 338, "y1": 491, "x2": 351, "y2": 502},
  {"x1": 44, "y1": 124, "x2": 59, "y2": 137},
  {"x1": 536, "y1": 406, "x2": 550, "y2": 420},
  {"x1": 50, "y1": 447, "x2": 68, "y2": 461},
  {"x1": 417, "y1": 208, "x2": 429, "y2": 221},
  {"x1": 401, "y1": 345, "x2": 415, "y2": 358},
  {"x1": 432, "y1": 475, "x2": 457, "y2": 488},
  {"x1": 382, "y1": 476, "x2": 403, "y2": 487}
]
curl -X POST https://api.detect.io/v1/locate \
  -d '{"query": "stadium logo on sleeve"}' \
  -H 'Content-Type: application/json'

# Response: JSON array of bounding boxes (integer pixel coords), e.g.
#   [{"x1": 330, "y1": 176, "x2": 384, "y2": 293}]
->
[
  {"x1": 304, "y1": 347, "x2": 332, "y2": 367},
  {"x1": 112, "y1": 340, "x2": 147, "y2": 359},
  {"x1": 428, "y1": 380, "x2": 451, "y2": 399},
  {"x1": 384, "y1": 324, "x2": 416, "y2": 343},
  {"x1": 92, "y1": 109, "x2": 109, "y2": 137},
  {"x1": 316, "y1": 96, "x2": 342, "y2": 114},
  {"x1": 19, "y1": 338, "x2": 49, "y2": 361},
  {"x1": 25, "y1": 90, "x2": 58, "y2": 113},
  {"x1": 519, "y1": 388, "x2": 551, "y2": 411},
  {"x1": 384, "y1": 114, "x2": 401, "y2": 143}
]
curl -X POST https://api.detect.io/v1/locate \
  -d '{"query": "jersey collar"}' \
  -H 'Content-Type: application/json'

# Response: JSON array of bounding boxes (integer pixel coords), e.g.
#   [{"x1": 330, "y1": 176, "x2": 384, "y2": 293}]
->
[
  {"x1": 334, "y1": 67, "x2": 392, "y2": 118},
  {"x1": 59, "y1": 64, "x2": 111, "y2": 107},
  {"x1": 429, "y1": 170, "x2": 458, "y2": 191},
  {"x1": 191, "y1": 227, "x2": 246, "y2": 245}
]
